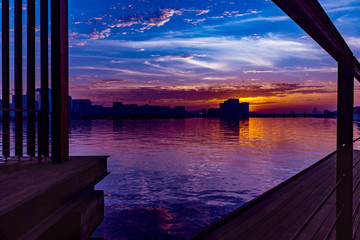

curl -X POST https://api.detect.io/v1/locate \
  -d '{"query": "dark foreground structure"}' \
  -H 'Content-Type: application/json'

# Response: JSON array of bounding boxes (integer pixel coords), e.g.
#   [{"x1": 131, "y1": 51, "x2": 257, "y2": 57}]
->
[
  {"x1": 0, "y1": 156, "x2": 108, "y2": 239},
  {"x1": 194, "y1": 0, "x2": 360, "y2": 239},
  {"x1": 0, "y1": 0, "x2": 108, "y2": 239},
  {"x1": 193, "y1": 150, "x2": 360, "y2": 239}
]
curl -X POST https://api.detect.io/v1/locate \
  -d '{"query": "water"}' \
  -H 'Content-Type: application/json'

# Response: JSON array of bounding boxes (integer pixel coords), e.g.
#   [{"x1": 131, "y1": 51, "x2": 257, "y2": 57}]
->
[
  {"x1": 68, "y1": 118, "x2": 360, "y2": 239},
  {"x1": 0, "y1": 117, "x2": 358, "y2": 238}
]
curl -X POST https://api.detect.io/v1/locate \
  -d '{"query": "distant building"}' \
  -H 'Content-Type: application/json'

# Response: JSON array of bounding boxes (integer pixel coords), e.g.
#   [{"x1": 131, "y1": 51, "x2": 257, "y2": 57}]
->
[
  {"x1": 172, "y1": 106, "x2": 186, "y2": 116},
  {"x1": 220, "y1": 99, "x2": 249, "y2": 118},
  {"x1": 160, "y1": 106, "x2": 171, "y2": 116},
  {"x1": 113, "y1": 102, "x2": 124, "y2": 117},
  {"x1": 113, "y1": 102, "x2": 123, "y2": 111},
  {"x1": 71, "y1": 99, "x2": 91, "y2": 114},
  {"x1": 91, "y1": 105, "x2": 103, "y2": 114},
  {"x1": 323, "y1": 109, "x2": 336, "y2": 118},
  {"x1": 207, "y1": 108, "x2": 221, "y2": 117}
]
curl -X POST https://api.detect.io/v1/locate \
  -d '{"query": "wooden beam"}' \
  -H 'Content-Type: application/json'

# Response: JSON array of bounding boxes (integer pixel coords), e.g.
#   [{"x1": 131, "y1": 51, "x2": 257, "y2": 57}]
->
[
  {"x1": 51, "y1": 0, "x2": 69, "y2": 163},
  {"x1": 15, "y1": 0, "x2": 23, "y2": 157},
  {"x1": 272, "y1": 0, "x2": 360, "y2": 81},
  {"x1": 336, "y1": 58, "x2": 354, "y2": 240},
  {"x1": 40, "y1": 0, "x2": 49, "y2": 157},
  {"x1": 2, "y1": 0, "x2": 10, "y2": 157},
  {"x1": 272, "y1": 0, "x2": 352, "y2": 61},
  {"x1": 27, "y1": 0, "x2": 36, "y2": 157}
]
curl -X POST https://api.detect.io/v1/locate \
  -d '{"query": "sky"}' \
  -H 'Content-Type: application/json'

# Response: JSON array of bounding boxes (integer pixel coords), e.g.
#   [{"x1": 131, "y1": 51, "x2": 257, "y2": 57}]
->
[{"x1": 2, "y1": 0, "x2": 360, "y2": 113}]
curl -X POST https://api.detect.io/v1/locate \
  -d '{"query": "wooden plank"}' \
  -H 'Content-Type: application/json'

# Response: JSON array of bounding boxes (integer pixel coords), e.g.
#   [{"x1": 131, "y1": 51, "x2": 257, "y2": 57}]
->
[
  {"x1": 0, "y1": 156, "x2": 108, "y2": 214},
  {"x1": 352, "y1": 151, "x2": 360, "y2": 239},
  {"x1": 15, "y1": 0, "x2": 23, "y2": 157},
  {"x1": 27, "y1": 0, "x2": 36, "y2": 157},
  {"x1": 259, "y1": 171, "x2": 335, "y2": 239},
  {"x1": 40, "y1": 0, "x2": 49, "y2": 157},
  {"x1": 309, "y1": 152, "x2": 360, "y2": 240},
  {"x1": 27, "y1": 190, "x2": 104, "y2": 240},
  {"x1": 2, "y1": 0, "x2": 10, "y2": 157},
  {"x1": 0, "y1": 156, "x2": 108, "y2": 239},
  {"x1": 226, "y1": 160, "x2": 335, "y2": 239},
  {"x1": 196, "y1": 151, "x2": 360, "y2": 240},
  {"x1": 200, "y1": 157, "x2": 335, "y2": 239},
  {"x1": 51, "y1": 0, "x2": 69, "y2": 162}
]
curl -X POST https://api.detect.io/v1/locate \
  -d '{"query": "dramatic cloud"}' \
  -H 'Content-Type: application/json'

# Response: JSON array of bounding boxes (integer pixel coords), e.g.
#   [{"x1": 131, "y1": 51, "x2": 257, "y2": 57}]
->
[
  {"x1": 63, "y1": 0, "x2": 360, "y2": 112},
  {"x1": 71, "y1": 82, "x2": 334, "y2": 108}
]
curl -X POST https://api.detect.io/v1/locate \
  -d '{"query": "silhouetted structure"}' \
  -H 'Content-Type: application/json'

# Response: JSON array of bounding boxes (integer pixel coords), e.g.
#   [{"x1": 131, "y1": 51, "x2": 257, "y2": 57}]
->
[
  {"x1": 71, "y1": 99, "x2": 189, "y2": 119},
  {"x1": 206, "y1": 99, "x2": 249, "y2": 118},
  {"x1": 207, "y1": 108, "x2": 221, "y2": 117},
  {"x1": 220, "y1": 99, "x2": 249, "y2": 118},
  {"x1": 0, "y1": 1, "x2": 108, "y2": 239},
  {"x1": 72, "y1": 99, "x2": 92, "y2": 114}
]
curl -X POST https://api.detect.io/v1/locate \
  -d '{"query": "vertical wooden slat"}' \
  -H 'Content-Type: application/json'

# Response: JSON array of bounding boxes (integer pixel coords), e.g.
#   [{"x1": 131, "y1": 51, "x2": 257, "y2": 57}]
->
[
  {"x1": 2, "y1": 0, "x2": 10, "y2": 157},
  {"x1": 15, "y1": 0, "x2": 23, "y2": 157},
  {"x1": 336, "y1": 57, "x2": 354, "y2": 240},
  {"x1": 51, "y1": 0, "x2": 69, "y2": 162},
  {"x1": 40, "y1": 0, "x2": 49, "y2": 157},
  {"x1": 27, "y1": 0, "x2": 36, "y2": 157}
]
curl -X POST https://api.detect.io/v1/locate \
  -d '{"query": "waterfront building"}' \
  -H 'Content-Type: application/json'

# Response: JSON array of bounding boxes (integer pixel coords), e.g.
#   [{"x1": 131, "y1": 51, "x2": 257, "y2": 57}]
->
[
  {"x1": 220, "y1": 99, "x2": 249, "y2": 118},
  {"x1": 72, "y1": 99, "x2": 92, "y2": 114},
  {"x1": 172, "y1": 106, "x2": 186, "y2": 116}
]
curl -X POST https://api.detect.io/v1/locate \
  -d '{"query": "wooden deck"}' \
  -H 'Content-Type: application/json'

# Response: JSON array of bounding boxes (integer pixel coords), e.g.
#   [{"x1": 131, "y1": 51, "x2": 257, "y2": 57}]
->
[
  {"x1": 0, "y1": 156, "x2": 108, "y2": 239},
  {"x1": 193, "y1": 151, "x2": 360, "y2": 240}
]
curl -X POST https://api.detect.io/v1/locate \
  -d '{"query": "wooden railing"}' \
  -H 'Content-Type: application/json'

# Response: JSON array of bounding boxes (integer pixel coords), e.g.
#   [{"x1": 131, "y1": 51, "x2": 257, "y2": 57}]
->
[
  {"x1": 0, "y1": 108, "x2": 49, "y2": 164},
  {"x1": 1, "y1": 0, "x2": 68, "y2": 163}
]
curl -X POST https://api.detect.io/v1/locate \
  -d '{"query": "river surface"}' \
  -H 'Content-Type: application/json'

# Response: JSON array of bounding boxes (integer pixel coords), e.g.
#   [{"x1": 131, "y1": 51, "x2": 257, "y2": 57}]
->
[{"x1": 66, "y1": 118, "x2": 360, "y2": 239}]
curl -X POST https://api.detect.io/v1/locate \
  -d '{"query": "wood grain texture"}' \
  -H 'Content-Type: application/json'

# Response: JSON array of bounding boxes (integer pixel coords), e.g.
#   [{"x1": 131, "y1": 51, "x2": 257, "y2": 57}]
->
[{"x1": 193, "y1": 151, "x2": 360, "y2": 240}]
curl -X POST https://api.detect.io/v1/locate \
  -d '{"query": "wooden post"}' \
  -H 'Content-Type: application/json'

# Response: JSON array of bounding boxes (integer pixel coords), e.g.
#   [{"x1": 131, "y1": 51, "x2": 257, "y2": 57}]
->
[
  {"x1": 27, "y1": 0, "x2": 36, "y2": 157},
  {"x1": 15, "y1": 0, "x2": 23, "y2": 157},
  {"x1": 2, "y1": 0, "x2": 10, "y2": 157},
  {"x1": 51, "y1": 0, "x2": 69, "y2": 163},
  {"x1": 336, "y1": 57, "x2": 354, "y2": 240},
  {"x1": 40, "y1": 0, "x2": 49, "y2": 157}
]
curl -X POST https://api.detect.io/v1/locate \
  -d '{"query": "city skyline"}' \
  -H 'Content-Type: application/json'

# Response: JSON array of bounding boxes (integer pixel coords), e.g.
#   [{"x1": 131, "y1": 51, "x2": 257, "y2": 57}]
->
[{"x1": 1, "y1": 0, "x2": 360, "y2": 113}]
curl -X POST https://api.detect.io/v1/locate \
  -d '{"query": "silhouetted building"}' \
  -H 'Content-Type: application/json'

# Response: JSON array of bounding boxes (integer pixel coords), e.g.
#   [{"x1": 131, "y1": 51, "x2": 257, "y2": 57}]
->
[
  {"x1": 207, "y1": 108, "x2": 221, "y2": 117},
  {"x1": 72, "y1": 99, "x2": 91, "y2": 114},
  {"x1": 160, "y1": 106, "x2": 171, "y2": 116},
  {"x1": 172, "y1": 106, "x2": 186, "y2": 116},
  {"x1": 220, "y1": 99, "x2": 249, "y2": 118},
  {"x1": 113, "y1": 102, "x2": 124, "y2": 117},
  {"x1": 91, "y1": 105, "x2": 103, "y2": 114},
  {"x1": 323, "y1": 109, "x2": 337, "y2": 118},
  {"x1": 189, "y1": 110, "x2": 203, "y2": 116},
  {"x1": 113, "y1": 102, "x2": 123, "y2": 111}
]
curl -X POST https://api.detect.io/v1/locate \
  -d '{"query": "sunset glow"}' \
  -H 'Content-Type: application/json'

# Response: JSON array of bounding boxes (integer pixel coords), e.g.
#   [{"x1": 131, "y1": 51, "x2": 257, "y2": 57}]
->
[{"x1": 2, "y1": 0, "x2": 360, "y2": 113}]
